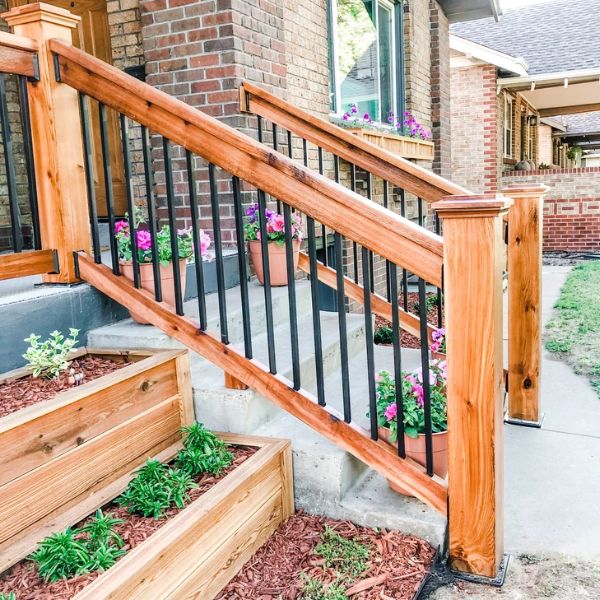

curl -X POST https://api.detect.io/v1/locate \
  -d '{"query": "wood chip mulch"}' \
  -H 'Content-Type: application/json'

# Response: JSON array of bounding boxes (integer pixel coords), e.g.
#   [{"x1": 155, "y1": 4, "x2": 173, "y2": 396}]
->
[
  {"x1": 216, "y1": 512, "x2": 436, "y2": 600},
  {"x1": 0, "y1": 356, "x2": 128, "y2": 419},
  {"x1": 375, "y1": 292, "x2": 443, "y2": 349},
  {"x1": 0, "y1": 446, "x2": 257, "y2": 600}
]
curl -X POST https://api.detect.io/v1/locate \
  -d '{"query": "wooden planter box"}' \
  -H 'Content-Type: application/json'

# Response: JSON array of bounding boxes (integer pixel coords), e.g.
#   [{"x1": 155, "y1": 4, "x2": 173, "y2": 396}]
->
[
  {"x1": 347, "y1": 128, "x2": 434, "y2": 161},
  {"x1": 73, "y1": 434, "x2": 293, "y2": 599},
  {"x1": 0, "y1": 347, "x2": 193, "y2": 573}
]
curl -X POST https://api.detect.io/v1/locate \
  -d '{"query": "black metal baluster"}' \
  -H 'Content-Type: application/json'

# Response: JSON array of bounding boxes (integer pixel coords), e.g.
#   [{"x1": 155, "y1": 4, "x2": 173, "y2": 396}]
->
[
  {"x1": 366, "y1": 172, "x2": 375, "y2": 292},
  {"x1": 162, "y1": 137, "x2": 184, "y2": 316},
  {"x1": 317, "y1": 146, "x2": 327, "y2": 267},
  {"x1": 284, "y1": 202, "x2": 301, "y2": 390},
  {"x1": 272, "y1": 123, "x2": 281, "y2": 212},
  {"x1": 287, "y1": 130, "x2": 293, "y2": 159},
  {"x1": 362, "y1": 246, "x2": 377, "y2": 439},
  {"x1": 399, "y1": 188, "x2": 408, "y2": 311},
  {"x1": 307, "y1": 216, "x2": 326, "y2": 405},
  {"x1": 18, "y1": 76, "x2": 40, "y2": 250},
  {"x1": 350, "y1": 163, "x2": 359, "y2": 282},
  {"x1": 334, "y1": 155, "x2": 340, "y2": 183},
  {"x1": 257, "y1": 115, "x2": 263, "y2": 143},
  {"x1": 383, "y1": 180, "x2": 391, "y2": 301},
  {"x1": 98, "y1": 103, "x2": 119, "y2": 275},
  {"x1": 418, "y1": 278, "x2": 434, "y2": 475},
  {"x1": 390, "y1": 263, "x2": 406, "y2": 457},
  {"x1": 258, "y1": 190, "x2": 277, "y2": 373},
  {"x1": 186, "y1": 150, "x2": 208, "y2": 329},
  {"x1": 142, "y1": 126, "x2": 162, "y2": 302},
  {"x1": 79, "y1": 94, "x2": 101, "y2": 263},
  {"x1": 232, "y1": 176, "x2": 252, "y2": 358},
  {"x1": 435, "y1": 213, "x2": 443, "y2": 329},
  {"x1": 335, "y1": 232, "x2": 351, "y2": 422},
  {"x1": 302, "y1": 138, "x2": 308, "y2": 166},
  {"x1": 418, "y1": 197, "x2": 424, "y2": 227},
  {"x1": 209, "y1": 163, "x2": 229, "y2": 344},
  {"x1": 0, "y1": 73, "x2": 22, "y2": 252},
  {"x1": 120, "y1": 114, "x2": 140, "y2": 288}
]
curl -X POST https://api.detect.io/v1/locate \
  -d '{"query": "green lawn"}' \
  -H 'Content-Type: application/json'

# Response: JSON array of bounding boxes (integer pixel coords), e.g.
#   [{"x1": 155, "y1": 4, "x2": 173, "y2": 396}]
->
[{"x1": 545, "y1": 261, "x2": 600, "y2": 397}]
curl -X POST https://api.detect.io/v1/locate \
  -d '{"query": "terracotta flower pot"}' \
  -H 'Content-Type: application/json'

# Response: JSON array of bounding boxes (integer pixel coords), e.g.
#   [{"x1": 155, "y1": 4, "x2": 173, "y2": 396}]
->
[
  {"x1": 248, "y1": 239, "x2": 300, "y2": 287},
  {"x1": 120, "y1": 259, "x2": 187, "y2": 324},
  {"x1": 378, "y1": 426, "x2": 448, "y2": 496}
]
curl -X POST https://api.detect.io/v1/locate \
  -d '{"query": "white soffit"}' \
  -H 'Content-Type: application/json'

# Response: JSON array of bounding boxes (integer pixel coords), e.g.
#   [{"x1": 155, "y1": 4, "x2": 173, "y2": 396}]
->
[{"x1": 449, "y1": 35, "x2": 528, "y2": 76}]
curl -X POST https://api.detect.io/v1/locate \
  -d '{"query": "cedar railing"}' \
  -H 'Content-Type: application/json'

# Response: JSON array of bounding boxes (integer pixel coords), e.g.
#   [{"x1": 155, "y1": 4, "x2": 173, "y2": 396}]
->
[{"x1": 0, "y1": 2, "x2": 547, "y2": 580}]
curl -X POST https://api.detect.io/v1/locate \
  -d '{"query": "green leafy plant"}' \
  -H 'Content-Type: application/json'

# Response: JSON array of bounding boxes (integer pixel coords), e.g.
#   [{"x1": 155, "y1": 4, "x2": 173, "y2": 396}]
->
[
  {"x1": 314, "y1": 527, "x2": 369, "y2": 580},
  {"x1": 299, "y1": 575, "x2": 347, "y2": 600},
  {"x1": 567, "y1": 145, "x2": 582, "y2": 161},
  {"x1": 538, "y1": 162, "x2": 551, "y2": 169},
  {"x1": 30, "y1": 511, "x2": 125, "y2": 582},
  {"x1": 23, "y1": 329, "x2": 79, "y2": 379},
  {"x1": 0, "y1": 593, "x2": 17, "y2": 600},
  {"x1": 373, "y1": 325, "x2": 393, "y2": 345},
  {"x1": 117, "y1": 459, "x2": 197, "y2": 518},
  {"x1": 175, "y1": 423, "x2": 233, "y2": 477}
]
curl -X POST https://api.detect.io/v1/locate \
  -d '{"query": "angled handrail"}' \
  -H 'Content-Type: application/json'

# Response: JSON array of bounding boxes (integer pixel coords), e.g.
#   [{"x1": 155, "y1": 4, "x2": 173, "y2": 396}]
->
[
  {"x1": 240, "y1": 81, "x2": 470, "y2": 203},
  {"x1": 50, "y1": 39, "x2": 443, "y2": 288},
  {"x1": 0, "y1": 31, "x2": 38, "y2": 77}
]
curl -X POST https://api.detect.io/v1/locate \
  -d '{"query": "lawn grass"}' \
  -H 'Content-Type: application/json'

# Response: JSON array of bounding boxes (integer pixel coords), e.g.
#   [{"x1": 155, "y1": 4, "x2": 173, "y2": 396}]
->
[{"x1": 545, "y1": 261, "x2": 600, "y2": 397}]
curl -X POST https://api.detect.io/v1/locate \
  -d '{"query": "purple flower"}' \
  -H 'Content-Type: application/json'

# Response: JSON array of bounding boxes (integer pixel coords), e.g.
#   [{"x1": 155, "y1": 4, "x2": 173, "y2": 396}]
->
[
  {"x1": 135, "y1": 230, "x2": 152, "y2": 251},
  {"x1": 363, "y1": 113, "x2": 370, "y2": 121},
  {"x1": 351, "y1": 103, "x2": 358, "y2": 114},
  {"x1": 384, "y1": 402, "x2": 397, "y2": 422},
  {"x1": 114, "y1": 220, "x2": 129, "y2": 235}
]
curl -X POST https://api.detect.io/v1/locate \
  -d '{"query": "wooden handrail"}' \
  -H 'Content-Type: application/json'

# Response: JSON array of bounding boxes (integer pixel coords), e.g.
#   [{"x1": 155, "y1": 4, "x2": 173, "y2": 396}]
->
[
  {"x1": 0, "y1": 249, "x2": 58, "y2": 281},
  {"x1": 50, "y1": 40, "x2": 443, "y2": 288},
  {"x1": 0, "y1": 31, "x2": 38, "y2": 77},
  {"x1": 76, "y1": 252, "x2": 448, "y2": 513},
  {"x1": 240, "y1": 81, "x2": 470, "y2": 203},
  {"x1": 297, "y1": 253, "x2": 434, "y2": 341}
]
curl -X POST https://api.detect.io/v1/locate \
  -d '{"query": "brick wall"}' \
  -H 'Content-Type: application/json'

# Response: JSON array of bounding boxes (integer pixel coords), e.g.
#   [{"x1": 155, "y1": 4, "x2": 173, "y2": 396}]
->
[
  {"x1": 108, "y1": 0, "x2": 145, "y2": 71},
  {"x1": 538, "y1": 123, "x2": 553, "y2": 166},
  {"x1": 503, "y1": 168, "x2": 600, "y2": 252},
  {"x1": 450, "y1": 63, "x2": 497, "y2": 193}
]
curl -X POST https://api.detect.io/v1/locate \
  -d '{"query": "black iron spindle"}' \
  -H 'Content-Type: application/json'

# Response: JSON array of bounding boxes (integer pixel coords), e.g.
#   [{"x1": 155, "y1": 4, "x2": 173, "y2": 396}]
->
[
  {"x1": 317, "y1": 147, "x2": 327, "y2": 267},
  {"x1": 186, "y1": 150, "x2": 208, "y2": 329},
  {"x1": 284, "y1": 202, "x2": 301, "y2": 390},
  {"x1": 418, "y1": 197, "x2": 424, "y2": 227},
  {"x1": 18, "y1": 76, "x2": 40, "y2": 250},
  {"x1": 287, "y1": 129, "x2": 293, "y2": 159},
  {"x1": 390, "y1": 263, "x2": 406, "y2": 457},
  {"x1": 383, "y1": 180, "x2": 391, "y2": 301},
  {"x1": 162, "y1": 137, "x2": 184, "y2": 316},
  {"x1": 209, "y1": 162, "x2": 229, "y2": 344},
  {"x1": 232, "y1": 176, "x2": 252, "y2": 358},
  {"x1": 350, "y1": 163, "x2": 359, "y2": 282},
  {"x1": 307, "y1": 216, "x2": 326, "y2": 405},
  {"x1": 434, "y1": 213, "x2": 443, "y2": 329},
  {"x1": 78, "y1": 94, "x2": 101, "y2": 263},
  {"x1": 258, "y1": 189, "x2": 277, "y2": 373},
  {"x1": 257, "y1": 115, "x2": 263, "y2": 143},
  {"x1": 334, "y1": 155, "x2": 340, "y2": 183},
  {"x1": 366, "y1": 171, "x2": 375, "y2": 292},
  {"x1": 272, "y1": 123, "x2": 281, "y2": 212},
  {"x1": 362, "y1": 246, "x2": 377, "y2": 440},
  {"x1": 142, "y1": 126, "x2": 163, "y2": 303},
  {"x1": 120, "y1": 114, "x2": 141, "y2": 288},
  {"x1": 334, "y1": 232, "x2": 351, "y2": 422},
  {"x1": 98, "y1": 103, "x2": 120, "y2": 275},
  {"x1": 0, "y1": 73, "x2": 22, "y2": 252},
  {"x1": 399, "y1": 188, "x2": 408, "y2": 312},
  {"x1": 418, "y1": 278, "x2": 434, "y2": 475},
  {"x1": 302, "y1": 138, "x2": 308, "y2": 166}
]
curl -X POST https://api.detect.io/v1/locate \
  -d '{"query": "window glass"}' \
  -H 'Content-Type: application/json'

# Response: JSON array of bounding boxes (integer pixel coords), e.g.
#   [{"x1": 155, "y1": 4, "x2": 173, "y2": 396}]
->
[
  {"x1": 504, "y1": 96, "x2": 513, "y2": 158},
  {"x1": 378, "y1": 2, "x2": 394, "y2": 119}
]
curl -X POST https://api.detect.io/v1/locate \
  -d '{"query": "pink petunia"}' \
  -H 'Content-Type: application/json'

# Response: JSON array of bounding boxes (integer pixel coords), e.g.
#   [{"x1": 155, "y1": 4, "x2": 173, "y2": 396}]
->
[
  {"x1": 384, "y1": 402, "x2": 397, "y2": 422},
  {"x1": 115, "y1": 220, "x2": 129, "y2": 235},
  {"x1": 267, "y1": 214, "x2": 285, "y2": 233},
  {"x1": 199, "y1": 230, "x2": 211, "y2": 255},
  {"x1": 135, "y1": 230, "x2": 152, "y2": 251}
]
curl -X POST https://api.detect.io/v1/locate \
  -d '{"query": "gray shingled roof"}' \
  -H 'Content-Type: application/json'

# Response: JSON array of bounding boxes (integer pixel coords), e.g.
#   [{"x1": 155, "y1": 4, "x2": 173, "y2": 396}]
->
[
  {"x1": 564, "y1": 113, "x2": 600, "y2": 135},
  {"x1": 451, "y1": 0, "x2": 600, "y2": 75}
]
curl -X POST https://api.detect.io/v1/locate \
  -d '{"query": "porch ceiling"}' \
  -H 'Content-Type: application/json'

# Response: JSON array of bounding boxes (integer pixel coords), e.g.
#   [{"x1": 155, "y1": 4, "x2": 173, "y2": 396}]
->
[{"x1": 498, "y1": 69, "x2": 600, "y2": 117}]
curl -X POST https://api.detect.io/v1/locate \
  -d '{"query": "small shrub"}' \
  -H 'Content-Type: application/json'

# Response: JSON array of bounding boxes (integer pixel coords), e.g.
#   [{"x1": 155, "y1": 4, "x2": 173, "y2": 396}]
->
[
  {"x1": 117, "y1": 459, "x2": 197, "y2": 518},
  {"x1": 300, "y1": 575, "x2": 347, "y2": 600},
  {"x1": 23, "y1": 329, "x2": 79, "y2": 379},
  {"x1": 546, "y1": 340, "x2": 572, "y2": 353},
  {"x1": 373, "y1": 326, "x2": 393, "y2": 345},
  {"x1": 0, "y1": 593, "x2": 17, "y2": 600},
  {"x1": 314, "y1": 527, "x2": 369, "y2": 580},
  {"x1": 175, "y1": 423, "x2": 233, "y2": 477}
]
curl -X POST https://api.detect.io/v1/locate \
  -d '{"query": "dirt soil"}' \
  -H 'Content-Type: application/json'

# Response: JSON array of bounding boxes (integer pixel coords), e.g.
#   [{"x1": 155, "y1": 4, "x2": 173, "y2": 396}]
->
[
  {"x1": 426, "y1": 554, "x2": 600, "y2": 600},
  {"x1": 0, "y1": 446, "x2": 257, "y2": 600},
  {"x1": 0, "y1": 356, "x2": 127, "y2": 418},
  {"x1": 217, "y1": 512, "x2": 436, "y2": 599}
]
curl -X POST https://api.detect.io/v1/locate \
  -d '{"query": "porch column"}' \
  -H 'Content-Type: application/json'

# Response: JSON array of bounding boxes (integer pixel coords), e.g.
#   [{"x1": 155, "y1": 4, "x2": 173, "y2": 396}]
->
[
  {"x1": 3, "y1": 3, "x2": 90, "y2": 283},
  {"x1": 503, "y1": 184, "x2": 548, "y2": 426},
  {"x1": 434, "y1": 194, "x2": 511, "y2": 579}
]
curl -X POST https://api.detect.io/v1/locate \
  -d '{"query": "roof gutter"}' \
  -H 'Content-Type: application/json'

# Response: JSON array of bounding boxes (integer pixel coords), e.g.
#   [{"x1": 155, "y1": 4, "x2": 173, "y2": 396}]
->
[{"x1": 498, "y1": 67, "x2": 600, "y2": 92}]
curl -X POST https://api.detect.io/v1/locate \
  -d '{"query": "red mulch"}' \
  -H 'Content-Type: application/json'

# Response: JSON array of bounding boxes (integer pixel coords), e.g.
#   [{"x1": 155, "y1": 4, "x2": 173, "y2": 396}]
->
[
  {"x1": 0, "y1": 446, "x2": 257, "y2": 600},
  {"x1": 216, "y1": 512, "x2": 436, "y2": 599},
  {"x1": 375, "y1": 292, "x2": 443, "y2": 349},
  {"x1": 0, "y1": 356, "x2": 128, "y2": 419}
]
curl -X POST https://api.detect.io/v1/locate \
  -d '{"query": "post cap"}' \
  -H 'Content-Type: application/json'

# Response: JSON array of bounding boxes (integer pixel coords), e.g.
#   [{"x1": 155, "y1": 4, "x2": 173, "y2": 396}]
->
[
  {"x1": 433, "y1": 194, "x2": 513, "y2": 219},
  {"x1": 2, "y1": 2, "x2": 81, "y2": 28},
  {"x1": 501, "y1": 184, "x2": 550, "y2": 198}
]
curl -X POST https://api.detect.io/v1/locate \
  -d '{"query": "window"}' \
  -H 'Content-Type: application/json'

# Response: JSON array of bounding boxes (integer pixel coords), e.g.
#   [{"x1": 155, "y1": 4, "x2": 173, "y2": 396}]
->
[
  {"x1": 503, "y1": 94, "x2": 514, "y2": 158},
  {"x1": 329, "y1": 0, "x2": 402, "y2": 122}
]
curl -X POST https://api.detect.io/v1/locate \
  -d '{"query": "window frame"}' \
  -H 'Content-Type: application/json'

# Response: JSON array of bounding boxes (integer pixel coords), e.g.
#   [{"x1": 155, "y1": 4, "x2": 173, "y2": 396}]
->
[
  {"x1": 503, "y1": 94, "x2": 514, "y2": 159},
  {"x1": 328, "y1": 0, "x2": 405, "y2": 124}
]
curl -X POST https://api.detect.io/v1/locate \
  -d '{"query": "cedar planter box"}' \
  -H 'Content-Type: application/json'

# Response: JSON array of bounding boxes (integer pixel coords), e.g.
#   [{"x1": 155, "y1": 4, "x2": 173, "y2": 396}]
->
[
  {"x1": 347, "y1": 128, "x2": 434, "y2": 161},
  {"x1": 0, "y1": 347, "x2": 193, "y2": 573},
  {"x1": 73, "y1": 434, "x2": 293, "y2": 599}
]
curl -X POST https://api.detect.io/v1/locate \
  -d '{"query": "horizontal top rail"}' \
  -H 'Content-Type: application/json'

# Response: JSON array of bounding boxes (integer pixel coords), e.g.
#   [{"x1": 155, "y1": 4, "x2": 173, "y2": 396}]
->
[
  {"x1": 50, "y1": 40, "x2": 444, "y2": 287},
  {"x1": 240, "y1": 81, "x2": 471, "y2": 203},
  {"x1": 0, "y1": 31, "x2": 38, "y2": 77}
]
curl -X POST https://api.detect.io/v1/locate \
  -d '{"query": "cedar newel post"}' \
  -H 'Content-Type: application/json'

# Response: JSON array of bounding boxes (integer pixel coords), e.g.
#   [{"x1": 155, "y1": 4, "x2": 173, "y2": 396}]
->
[
  {"x1": 3, "y1": 3, "x2": 90, "y2": 283},
  {"x1": 434, "y1": 194, "x2": 511, "y2": 579},
  {"x1": 503, "y1": 184, "x2": 548, "y2": 426}
]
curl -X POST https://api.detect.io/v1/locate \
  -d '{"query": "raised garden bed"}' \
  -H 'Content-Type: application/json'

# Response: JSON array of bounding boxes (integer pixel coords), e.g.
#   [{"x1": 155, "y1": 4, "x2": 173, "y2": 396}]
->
[
  {"x1": 0, "y1": 347, "x2": 193, "y2": 574},
  {"x1": 0, "y1": 432, "x2": 293, "y2": 599}
]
